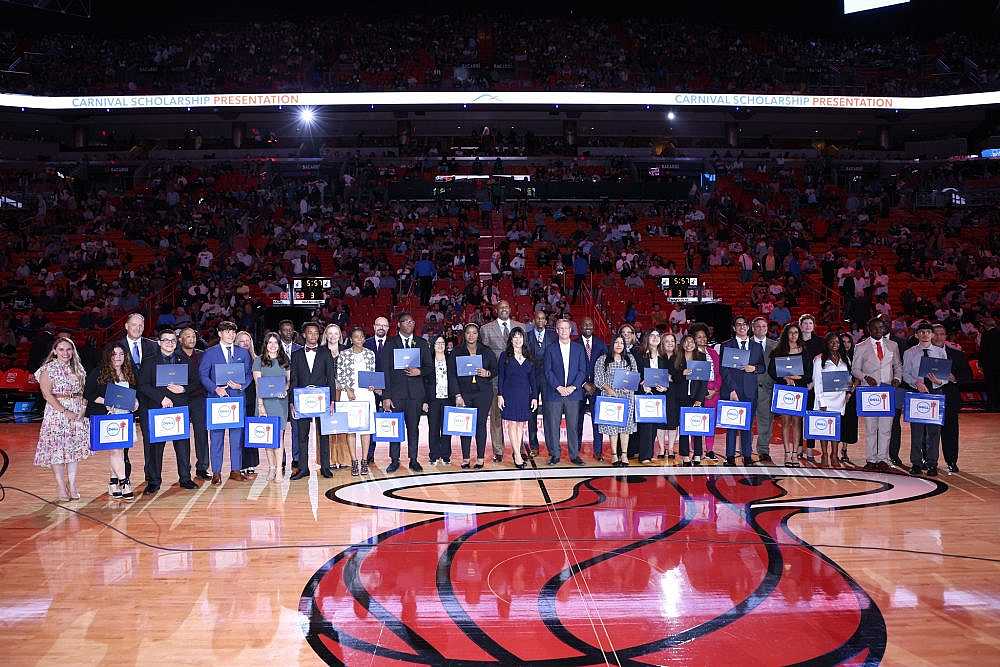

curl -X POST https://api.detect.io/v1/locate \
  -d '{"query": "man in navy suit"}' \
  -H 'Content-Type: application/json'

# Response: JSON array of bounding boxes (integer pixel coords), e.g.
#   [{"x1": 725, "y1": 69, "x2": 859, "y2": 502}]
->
[
  {"x1": 278, "y1": 319, "x2": 303, "y2": 471},
  {"x1": 524, "y1": 310, "x2": 558, "y2": 454},
  {"x1": 380, "y1": 312, "x2": 432, "y2": 473},
  {"x1": 198, "y1": 320, "x2": 254, "y2": 485},
  {"x1": 719, "y1": 316, "x2": 765, "y2": 466},
  {"x1": 362, "y1": 316, "x2": 390, "y2": 463},
  {"x1": 542, "y1": 318, "x2": 588, "y2": 465},
  {"x1": 120, "y1": 312, "x2": 158, "y2": 483},
  {"x1": 576, "y1": 317, "x2": 608, "y2": 460}
]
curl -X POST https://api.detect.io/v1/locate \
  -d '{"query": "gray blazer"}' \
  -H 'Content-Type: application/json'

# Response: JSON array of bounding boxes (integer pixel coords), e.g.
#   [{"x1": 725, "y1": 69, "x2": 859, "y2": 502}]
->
[
  {"x1": 754, "y1": 337, "x2": 778, "y2": 389},
  {"x1": 480, "y1": 319, "x2": 523, "y2": 359},
  {"x1": 851, "y1": 337, "x2": 902, "y2": 386}
]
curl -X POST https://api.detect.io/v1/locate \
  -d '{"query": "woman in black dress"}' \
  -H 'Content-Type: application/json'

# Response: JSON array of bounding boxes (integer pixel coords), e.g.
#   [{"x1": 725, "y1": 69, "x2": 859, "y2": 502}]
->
[
  {"x1": 497, "y1": 327, "x2": 535, "y2": 469},
  {"x1": 669, "y1": 334, "x2": 708, "y2": 466},
  {"x1": 768, "y1": 323, "x2": 812, "y2": 467},
  {"x1": 452, "y1": 323, "x2": 499, "y2": 469},
  {"x1": 838, "y1": 332, "x2": 860, "y2": 463},
  {"x1": 84, "y1": 343, "x2": 140, "y2": 500},
  {"x1": 635, "y1": 330, "x2": 669, "y2": 463}
]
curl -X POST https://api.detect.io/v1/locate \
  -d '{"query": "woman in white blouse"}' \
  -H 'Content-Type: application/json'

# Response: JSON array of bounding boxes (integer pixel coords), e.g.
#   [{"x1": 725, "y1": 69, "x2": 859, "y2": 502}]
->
[
  {"x1": 812, "y1": 332, "x2": 854, "y2": 468},
  {"x1": 336, "y1": 326, "x2": 377, "y2": 476}
]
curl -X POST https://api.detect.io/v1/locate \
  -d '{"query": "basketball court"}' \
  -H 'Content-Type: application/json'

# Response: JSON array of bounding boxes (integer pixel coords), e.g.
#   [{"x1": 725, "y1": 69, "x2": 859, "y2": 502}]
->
[{"x1": 2, "y1": 416, "x2": 999, "y2": 665}]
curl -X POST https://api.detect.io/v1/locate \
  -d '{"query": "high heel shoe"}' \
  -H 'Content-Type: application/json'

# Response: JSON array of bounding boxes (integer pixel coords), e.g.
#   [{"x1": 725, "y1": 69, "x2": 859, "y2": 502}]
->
[
  {"x1": 69, "y1": 490, "x2": 81, "y2": 500},
  {"x1": 460, "y1": 461, "x2": 471, "y2": 469},
  {"x1": 514, "y1": 461, "x2": 526, "y2": 469}
]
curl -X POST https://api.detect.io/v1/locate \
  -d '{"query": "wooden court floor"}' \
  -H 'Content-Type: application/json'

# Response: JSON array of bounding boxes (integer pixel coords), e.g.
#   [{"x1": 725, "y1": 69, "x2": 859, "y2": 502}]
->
[{"x1": 1, "y1": 415, "x2": 999, "y2": 665}]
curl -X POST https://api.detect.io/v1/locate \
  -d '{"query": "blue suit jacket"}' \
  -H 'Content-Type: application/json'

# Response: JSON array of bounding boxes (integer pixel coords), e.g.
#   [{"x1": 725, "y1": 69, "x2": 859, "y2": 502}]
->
[
  {"x1": 580, "y1": 336, "x2": 608, "y2": 384},
  {"x1": 363, "y1": 337, "x2": 388, "y2": 372},
  {"x1": 524, "y1": 326, "x2": 558, "y2": 357},
  {"x1": 198, "y1": 344, "x2": 254, "y2": 397},
  {"x1": 719, "y1": 338, "x2": 765, "y2": 400},
  {"x1": 543, "y1": 341, "x2": 588, "y2": 401}
]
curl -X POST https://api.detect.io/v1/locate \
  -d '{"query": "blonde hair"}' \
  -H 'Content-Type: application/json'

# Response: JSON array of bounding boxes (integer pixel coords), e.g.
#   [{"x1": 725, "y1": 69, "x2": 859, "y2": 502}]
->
[
  {"x1": 321, "y1": 324, "x2": 342, "y2": 356},
  {"x1": 235, "y1": 330, "x2": 257, "y2": 360},
  {"x1": 37, "y1": 337, "x2": 86, "y2": 383}
]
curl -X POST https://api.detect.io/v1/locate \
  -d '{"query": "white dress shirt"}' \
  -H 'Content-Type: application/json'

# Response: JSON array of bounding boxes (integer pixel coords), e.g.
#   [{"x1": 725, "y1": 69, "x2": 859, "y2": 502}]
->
[{"x1": 559, "y1": 341, "x2": 571, "y2": 386}]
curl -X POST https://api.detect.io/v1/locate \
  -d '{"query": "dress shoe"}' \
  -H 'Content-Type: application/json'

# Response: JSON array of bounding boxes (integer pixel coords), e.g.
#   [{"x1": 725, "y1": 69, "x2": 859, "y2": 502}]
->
[
  {"x1": 409, "y1": 461, "x2": 424, "y2": 472},
  {"x1": 909, "y1": 465, "x2": 924, "y2": 475},
  {"x1": 862, "y1": 462, "x2": 878, "y2": 472},
  {"x1": 474, "y1": 462, "x2": 484, "y2": 469},
  {"x1": 290, "y1": 469, "x2": 310, "y2": 480},
  {"x1": 548, "y1": 457, "x2": 559, "y2": 466},
  {"x1": 889, "y1": 455, "x2": 904, "y2": 467},
  {"x1": 228, "y1": 471, "x2": 246, "y2": 482},
  {"x1": 876, "y1": 461, "x2": 892, "y2": 473},
  {"x1": 143, "y1": 485, "x2": 159, "y2": 495},
  {"x1": 321, "y1": 468, "x2": 333, "y2": 478},
  {"x1": 211, "y1": 474, "x2": 222, "y2": 485},
  {"x1": 725, "y1": 457, "x2": 737, "y2": 466},
  {"x1": 925, "y1": 467, "x2": 939, "y2": 477},
  {"x1": 742, "y1": 457, "x2": 755, "y2": 466},
  {"x1": 758, "y1": 454, "x2": 773, "y2": 464},
  {"x1": 386, "y1": 460, "x2": 400, "y2": 473},
  {"x1": 178, "y1": 479, "x2": 197, "y2": 489},
  {"x1": 196, "y1": 470, "x2": 211, "y2": 481},
  {"x1": 571, "y1": 457, "x2": 585, "y2": 466},
  {"x1": 706, "y1": 451, "x2": 718, "y2": 460}
]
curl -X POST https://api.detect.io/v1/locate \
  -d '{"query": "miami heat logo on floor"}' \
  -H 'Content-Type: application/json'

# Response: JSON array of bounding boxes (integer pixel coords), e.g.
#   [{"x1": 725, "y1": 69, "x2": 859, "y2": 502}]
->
[{"x1": 300, "y1": 468, "x2": 943, "y2": 665}]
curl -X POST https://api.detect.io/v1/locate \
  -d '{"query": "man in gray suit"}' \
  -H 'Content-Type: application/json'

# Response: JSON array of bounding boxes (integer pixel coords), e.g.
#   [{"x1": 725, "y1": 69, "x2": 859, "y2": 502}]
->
[
  {"x1": 479, "y1": 300, "x2": 523, "y2": 462},
  {"x1": 750, "y1": 316, "x2": 778, "y2": 463},
  {"x1": 851, "y1": 317, "x2": 902, "y2": 472}
]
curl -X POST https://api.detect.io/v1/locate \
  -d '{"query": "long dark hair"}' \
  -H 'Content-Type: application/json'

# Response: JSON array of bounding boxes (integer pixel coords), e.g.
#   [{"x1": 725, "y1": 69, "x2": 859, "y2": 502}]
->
[
  {"x1": 674, "y1": 334, "x2": 705, "y2": 368},
  {"x1": 772, "y1": 323, "x2": 803, "y2": 358},
  {"x1": 97, "y1": 343, "x2": 137, "y2": 386},
  {"x1": 637, "y1": 329, "x2": 662, "y2": 360},
  {"x1": 503, "y1": 326, "x2": 534, "y2": 363},
  {"x1": 838, "y1": 333, "x2": 855, "y2": 362},
  {"x1": 259, "y1": 331, "x2": 290, "y2": 369},
  {"x1": 602, "y1": 334, "x2": 634, "y2": 369},
  {"x1": 820, "y1": 331, "x2": 843, "y2": 368}
]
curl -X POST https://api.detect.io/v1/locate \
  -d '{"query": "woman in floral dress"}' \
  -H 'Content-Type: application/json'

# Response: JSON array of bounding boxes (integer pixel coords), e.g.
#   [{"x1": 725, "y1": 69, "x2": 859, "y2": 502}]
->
[
  {"x1": 593, "y1": 334, "x2": 639, "y2": 467},
  {"x1": 35, "y1": 337, "x2": 90, "y2": 501}
]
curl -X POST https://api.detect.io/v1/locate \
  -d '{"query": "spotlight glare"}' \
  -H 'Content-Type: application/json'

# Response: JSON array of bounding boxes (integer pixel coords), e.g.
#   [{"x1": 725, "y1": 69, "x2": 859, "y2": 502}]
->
[
  {"x1": 298, "y1": 108, "x2": 316, "y2": 124},
  {"x1": 667, "y1": 111, "x2": 676, "y2": 121}
]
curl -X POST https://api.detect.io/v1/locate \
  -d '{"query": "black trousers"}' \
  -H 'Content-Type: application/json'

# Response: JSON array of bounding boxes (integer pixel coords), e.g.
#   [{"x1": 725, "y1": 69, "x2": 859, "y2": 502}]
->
[
  {"x1": 988, "y1": 368, "x2": 1000, "y2": 411},
  {"x1": 297, "y1": 417, "x2": 330, "y2": 470},
  {"x1": 144, "y1": 437, "x2": 192, "y2": 486},
  {"x1": 393, "y1": 398, "x2": 423, "y2": 463},
  {"x1": 637, "y1": 423, "x2": 658, "y2": 461},
  {"x1": 889, "y1": 408, "x2": 903, "y2": 460},
  {"x1": 460, "y1": 392, "x2": 493, "y2": 460},
  {"x1": 427, "y1": 396, "x2": 454, "y2": 462},
  {"x1": 940, "y1": 387, "x2": 961, "y2": 466},
  {"x1": 188, "y1": 397, "x2": 210, "y2": 474},
  {"x1": 527, "y1": 392, "x2": 543, "y2": 451}
]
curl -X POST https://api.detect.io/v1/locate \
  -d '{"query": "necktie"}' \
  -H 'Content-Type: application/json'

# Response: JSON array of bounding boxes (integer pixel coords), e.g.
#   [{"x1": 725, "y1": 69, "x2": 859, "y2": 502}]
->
[
  {"x1": 376, "y1": 339, "x2": 383, "y2": 355},
  {"x1": 923, "y1": 348, "x2": 930, "y2": 357},
  {"x1": 404, "y1": 338, "x2": 411, "y2": 349},
  {"x1": 584, "y1": 338, "x2": 592, "y2": 359},
  {"x1": 740, "y1": 340, "x2": 746, "y2": 351},
  {"x1": 501, "y1": 322, "x2": 509, "y2": 339},
  {"x1": 224, "y1": 346, "x2": 231, "y2": 363},
  {"x1": 876, "y1": 341, "x2": 884, "y2": 361},
  {"x1": 131, "y1": 341, "x2": 140, "y2": 365}
]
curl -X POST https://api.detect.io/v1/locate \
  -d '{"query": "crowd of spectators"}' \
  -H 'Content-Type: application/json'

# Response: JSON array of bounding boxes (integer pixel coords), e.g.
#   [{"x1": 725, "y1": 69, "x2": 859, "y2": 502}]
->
[{"x1": 2, "y1": 15, "x2": 997, "y2": 97}]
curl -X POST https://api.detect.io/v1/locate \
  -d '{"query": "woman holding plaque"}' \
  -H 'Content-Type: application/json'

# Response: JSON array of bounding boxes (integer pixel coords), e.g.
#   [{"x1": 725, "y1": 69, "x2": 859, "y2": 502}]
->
[
  {"x1": 452, "y1": 323, "x2": 498, "y2": 469},
  {"x1": 35, "y1": 338, "x2": 90, "y2": 502},
  {"x1": 635, "y1": 330, "x2": 668, "y2": 464},
  {"x1": 812, "y1": 332, "x2": 852, "y2": 468},
  {"x1": 658, "y1": 332, "x2": 680, "y2": 459},
  {"x1": 236, "y1": 331, "x2": 259, "y2": 477},
  {"x1": 768, "y1": 323, "x2": 811, "y2": 467},
  {"x1": 322, "y1": 324, "x2": 352, "y2": 470},
  {"x1": 837, "y1": 332, "x2": 859, "y2": 463},
  {"x1": 669, "y1": 334, "x2": 708, "y2": 466},
  {"x1": 497, "y1": 327, "x2": 535, "y2": 469},
  {"x1": 253, "y1": 332, "x2": 290, "y2": 481},
  {"x1": 594, "y1": 334, "x2": 639, "y2": 467},
  {"x1": 689, "y1": 322, "x2": 722, "y2": 460},
  {"x1": 84, "y1": 343, "x2": 139, "y2": 500},
  {"x1": 425, "y1": 334, "x2": 456, "y2": 467},
  {"x1": 337, "y1": 326, "x2": 376, "y2": 476}
]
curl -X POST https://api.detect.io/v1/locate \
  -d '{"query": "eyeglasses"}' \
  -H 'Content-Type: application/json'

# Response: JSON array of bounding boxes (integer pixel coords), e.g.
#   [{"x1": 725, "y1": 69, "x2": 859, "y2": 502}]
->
[{"x1": 160, "y1": 338, "x2": 177, "y2": 344}]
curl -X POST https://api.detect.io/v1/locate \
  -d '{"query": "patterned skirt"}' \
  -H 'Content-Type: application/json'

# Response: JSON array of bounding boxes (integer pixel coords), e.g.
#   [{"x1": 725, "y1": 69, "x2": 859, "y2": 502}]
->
[{"x1": 34, "y1": 397, "x2": 91, "y2": 467}]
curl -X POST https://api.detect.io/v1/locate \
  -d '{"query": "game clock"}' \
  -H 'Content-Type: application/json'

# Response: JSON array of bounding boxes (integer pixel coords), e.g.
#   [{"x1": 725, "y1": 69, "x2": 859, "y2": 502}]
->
[
  {"x1": 292, "y1": 277, "x2": 332, "y2": 307},
  {"x1": 660, "y1": 275, "x2": 702, "y2": 303}
]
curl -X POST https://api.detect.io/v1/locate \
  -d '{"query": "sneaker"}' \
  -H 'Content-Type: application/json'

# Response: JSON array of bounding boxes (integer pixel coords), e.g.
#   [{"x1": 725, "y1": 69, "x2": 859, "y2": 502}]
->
[
  {"x1": 925, "y1": 467, "x2": 939, "y2": 477},
  {"x1": 360, "y1": 461, "x2": 369, "y2": 476},
  {"x1": 706, "y1": 451, "x2": 717, "y2": 460},
  {"x1": 120, "y1": 480, "x2": 135, "y2": 500},
  {"x1": 947, "y1": 463, "x2": 960, "y2": 474},
  {"x1": 430, "y1": 459, "x2": 439, "y2": 466},
  {"x1": 351, "y1": 461, "x2": 360, "y2": 477},
  {"x1": 109, "y1": 479, "x2": 121, "y2": 498}
]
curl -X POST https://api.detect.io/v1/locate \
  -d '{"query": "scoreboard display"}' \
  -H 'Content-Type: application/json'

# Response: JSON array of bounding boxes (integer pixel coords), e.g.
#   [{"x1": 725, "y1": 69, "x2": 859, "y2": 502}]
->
[
  {"x1": 660, "y1": 275, "x2": 702, "y2": 303},
  {"x1": 292, "y1": 277, "x2": 332, "y2": 307}
]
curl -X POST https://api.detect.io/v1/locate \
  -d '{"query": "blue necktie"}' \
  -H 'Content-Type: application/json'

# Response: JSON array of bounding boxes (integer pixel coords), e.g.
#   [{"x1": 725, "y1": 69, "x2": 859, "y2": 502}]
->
[{"x1": 131, "y1": 341, "x2": 140, "y2": 365}]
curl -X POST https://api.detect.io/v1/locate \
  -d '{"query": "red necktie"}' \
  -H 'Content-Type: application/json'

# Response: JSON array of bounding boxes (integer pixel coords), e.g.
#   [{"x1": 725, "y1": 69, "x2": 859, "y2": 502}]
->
[
  {"x1": 585, "y1": 339, "x2": 592, "y2": 359},
  {"x1": 875, "y1": 341, "x2": 884, "y2": 361}
]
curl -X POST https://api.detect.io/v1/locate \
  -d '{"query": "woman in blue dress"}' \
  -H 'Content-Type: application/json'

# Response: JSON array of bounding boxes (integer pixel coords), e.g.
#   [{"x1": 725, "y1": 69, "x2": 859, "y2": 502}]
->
[{"x1": 497, "y1": 327, "x2": 535, "y2": 469}]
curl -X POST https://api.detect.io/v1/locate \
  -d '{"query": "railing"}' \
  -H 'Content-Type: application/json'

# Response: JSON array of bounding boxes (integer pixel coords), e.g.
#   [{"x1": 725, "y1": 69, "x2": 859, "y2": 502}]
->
[{"x1": 96, "y1": 276, "x2": 183, "y2": 345}]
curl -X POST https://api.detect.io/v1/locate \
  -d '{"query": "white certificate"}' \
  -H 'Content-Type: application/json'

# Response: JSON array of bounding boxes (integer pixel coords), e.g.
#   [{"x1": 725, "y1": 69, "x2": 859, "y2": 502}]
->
[
  {"x1": 211, "y1": 400, "x2": 242, "y2": 426},
  {"x1": 718, "y1": 405, "x2": 748, "y2": 428},
  {"x1": 246, "y1": 422, "x2": 275, "y2": 445},
  {"x1": 597, "y1": 400, "x2": 625, "y2": 422},
  {"x1": 98, "y1": 418, "x2": 131, "y2": 444},
  {"x1": 446, "y1": 411, "x2": 474, "y2": 433},
  {"x1": 636, "y1": 397, "x2": 664, "y2": 419},
  {"x1": 335, "y1": 401, "x2": 371, "y2": 430},
  {"x1": 683, "y1": 411, "x2": 711, "y2": 433},
  {"x1": 153, "y1": 412, "x2": 186, "y2": 438}
]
